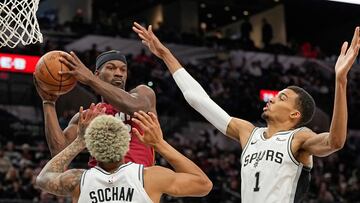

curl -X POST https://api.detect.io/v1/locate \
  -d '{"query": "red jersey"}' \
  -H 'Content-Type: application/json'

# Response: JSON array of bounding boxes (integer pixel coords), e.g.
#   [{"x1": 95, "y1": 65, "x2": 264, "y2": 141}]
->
[{"x1": 88, "y1": 103, "x2": 155, "y2": 167}]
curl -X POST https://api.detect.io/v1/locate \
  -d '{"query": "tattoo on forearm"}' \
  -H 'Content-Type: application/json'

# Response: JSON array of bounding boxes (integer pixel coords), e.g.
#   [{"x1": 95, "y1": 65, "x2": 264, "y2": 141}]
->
[
  {"x1": 47, "y1": 138, "x2": 85, "y2": 173},
  {"x1": 43, "y1": 169, "x2": 84, "y2": 196},
  {"x1": 37, "y1": 137, "x2": 86, "y2": 196}
]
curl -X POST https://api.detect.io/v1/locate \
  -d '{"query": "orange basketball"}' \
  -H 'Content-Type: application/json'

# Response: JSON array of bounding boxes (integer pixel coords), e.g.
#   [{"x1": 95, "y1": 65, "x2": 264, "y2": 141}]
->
[{"x1": 34, "y1": 50, "x2": 77, "y2": 95}]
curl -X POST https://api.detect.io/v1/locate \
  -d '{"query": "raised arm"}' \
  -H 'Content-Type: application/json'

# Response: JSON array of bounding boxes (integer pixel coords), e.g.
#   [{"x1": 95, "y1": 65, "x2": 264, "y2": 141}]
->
[
  {"x1": 131, "y1": 111, "x2": 212, "y2": 202},
  {"x1": 298, "y1": 27, "x2": 360, "y2": 157},
  {"x1": 59, "y1": 51, "x2": 156, "y2": 115},
  {"x1": 33, "y1": 77, "x2": 79, "y2": 157},
  {"x1": 35, "y1": 104, "x2": 105, "y2": 196},
  {"x1": 132, "y1": 22, "x2": 254, "y2": 147}
]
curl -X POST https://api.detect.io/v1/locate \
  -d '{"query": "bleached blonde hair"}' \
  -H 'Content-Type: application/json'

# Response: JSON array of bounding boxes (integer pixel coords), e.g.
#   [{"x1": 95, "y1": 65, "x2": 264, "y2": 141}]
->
[{"x1": 84, "y1": 115, "x2": 130, "y2": 163}]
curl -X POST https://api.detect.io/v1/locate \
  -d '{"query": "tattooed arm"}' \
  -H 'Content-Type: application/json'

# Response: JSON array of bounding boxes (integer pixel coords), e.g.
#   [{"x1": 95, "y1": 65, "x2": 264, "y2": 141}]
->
[
  {"x1": 35, "y1": 104, "x2": 106, "y2": 196},
  {"x1": 35, "y1": 137, "x2": 85, "y2": 196}
]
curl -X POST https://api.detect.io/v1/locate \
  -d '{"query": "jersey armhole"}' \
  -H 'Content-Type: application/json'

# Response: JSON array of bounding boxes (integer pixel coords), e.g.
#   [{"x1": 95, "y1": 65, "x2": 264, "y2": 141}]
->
[
  {"x1": 138, "y1": 164, "x2": 145, "y2": 187},
  {"x1": 79, "y1": 170, "x2": 88, "y2": 192},
  {"x1": 287, "y1": 129, "x2": 304, "y2": 166},
  {"x1": 240, "y1": 127, "x2": 258, "y2": 161}
]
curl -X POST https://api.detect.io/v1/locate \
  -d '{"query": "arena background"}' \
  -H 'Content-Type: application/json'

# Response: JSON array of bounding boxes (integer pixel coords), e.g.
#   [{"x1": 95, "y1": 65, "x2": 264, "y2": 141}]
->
[{"x1": 0, "y1": 0, "x2": 359, "y2": 202}]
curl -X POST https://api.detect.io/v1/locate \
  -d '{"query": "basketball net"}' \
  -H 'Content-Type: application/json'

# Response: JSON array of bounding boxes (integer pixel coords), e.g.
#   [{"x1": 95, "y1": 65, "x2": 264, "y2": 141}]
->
[{"x1": 0, "y1": 0, "x2": 43, "y2": 48}]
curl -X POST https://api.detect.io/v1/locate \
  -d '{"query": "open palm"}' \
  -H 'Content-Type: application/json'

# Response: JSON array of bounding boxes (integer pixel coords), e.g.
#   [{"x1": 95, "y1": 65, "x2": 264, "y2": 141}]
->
[
  {"x1": 132, "y1": 22, "x2": 169, "y2": 58},
  {"x1": 335, "y1": 27, "x2": 360, "y2": 79}
]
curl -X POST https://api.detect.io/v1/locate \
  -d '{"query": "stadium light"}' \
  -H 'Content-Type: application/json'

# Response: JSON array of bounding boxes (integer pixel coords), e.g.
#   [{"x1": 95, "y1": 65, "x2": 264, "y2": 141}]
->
[{"x1": 327, "y1": 0, "x2": 360, "y2": 5}]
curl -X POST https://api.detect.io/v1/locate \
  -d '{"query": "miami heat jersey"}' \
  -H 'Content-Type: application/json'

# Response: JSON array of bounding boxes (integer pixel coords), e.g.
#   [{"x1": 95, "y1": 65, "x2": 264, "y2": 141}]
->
[
  {"x1": 78, "y1": 162, "x2": 152, "y2": 203},
  {"x1": 241, "y1": 127, "x2": 311, "y2": 203},
  {"x1": 88, "y1": 103, "x2": 155, "y2": 167}
]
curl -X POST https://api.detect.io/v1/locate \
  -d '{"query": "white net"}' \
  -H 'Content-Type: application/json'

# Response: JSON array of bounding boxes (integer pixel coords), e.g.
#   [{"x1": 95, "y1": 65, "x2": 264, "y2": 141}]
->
[{"x1": 0, "y1": 0, "x2": 43, "y2": 48}]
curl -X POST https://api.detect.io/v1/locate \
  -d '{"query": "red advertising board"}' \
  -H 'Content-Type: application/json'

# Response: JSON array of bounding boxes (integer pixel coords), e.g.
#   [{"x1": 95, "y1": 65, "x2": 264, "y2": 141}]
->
[
  {"x1": 260, "y1": 89, "x2": 279, "y2": 102},
  {"x1": 0, "y1": 53, "x2": 40, "y2": 74}
]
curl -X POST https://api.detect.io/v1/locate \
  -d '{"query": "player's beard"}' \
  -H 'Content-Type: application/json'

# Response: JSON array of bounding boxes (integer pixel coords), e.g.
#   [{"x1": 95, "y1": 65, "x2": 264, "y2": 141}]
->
[{"x1": 261, "y1": 112, "x2": 269, "y2": 121}]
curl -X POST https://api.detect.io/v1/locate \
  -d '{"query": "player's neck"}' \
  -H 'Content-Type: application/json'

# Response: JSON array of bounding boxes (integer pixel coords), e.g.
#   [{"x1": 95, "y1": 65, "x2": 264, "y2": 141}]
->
[
  {"x1": 265, "y1": 122, "x2": 294, "y2": 138},
  {"x1": 98, "y1": 161, "x2": 124, "y2": 173}
]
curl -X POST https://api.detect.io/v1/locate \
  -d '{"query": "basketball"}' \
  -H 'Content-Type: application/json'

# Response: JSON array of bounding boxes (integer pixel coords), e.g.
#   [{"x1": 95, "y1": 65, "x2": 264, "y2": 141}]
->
[{"x1": 34, "y1": 50, "x2": 77, "y2": 95}]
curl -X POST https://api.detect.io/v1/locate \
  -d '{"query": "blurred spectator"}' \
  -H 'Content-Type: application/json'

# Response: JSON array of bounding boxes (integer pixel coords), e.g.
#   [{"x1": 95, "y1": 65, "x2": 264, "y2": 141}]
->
[{"x1": 262, "y1": 18, "x2": 273, "y2": 49}]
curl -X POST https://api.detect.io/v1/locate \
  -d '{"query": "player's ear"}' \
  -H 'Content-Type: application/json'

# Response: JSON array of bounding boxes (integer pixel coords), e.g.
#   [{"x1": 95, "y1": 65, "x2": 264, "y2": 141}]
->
[
  {"x1": 290, "y1": 110, "x2": 301, "y2": 119},
  {"x1": 94, "y1": 70, "x2": 100, "y2": 76}
]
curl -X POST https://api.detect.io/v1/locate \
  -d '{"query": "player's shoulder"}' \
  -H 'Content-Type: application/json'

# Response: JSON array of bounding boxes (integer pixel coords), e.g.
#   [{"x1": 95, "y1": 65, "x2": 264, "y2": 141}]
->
[
  {"x1": 293, "y1": 127, "x2": 317, "y2": 141},
  {"x1": 129, "y1": 85, "x2": 156, "y2": 102},
  {"x1": 130, "y1": 85, "x2": 155, "y2": 95}
]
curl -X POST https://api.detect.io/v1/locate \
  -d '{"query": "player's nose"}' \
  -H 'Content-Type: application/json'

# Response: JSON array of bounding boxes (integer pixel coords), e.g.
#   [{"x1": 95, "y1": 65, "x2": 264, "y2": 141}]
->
[
  {"x1": 269, "y1": 97, "x2": 275, "y2": 103},
  {"x1": 113, "y1": 68, "x2": 124, "y2": 77}
]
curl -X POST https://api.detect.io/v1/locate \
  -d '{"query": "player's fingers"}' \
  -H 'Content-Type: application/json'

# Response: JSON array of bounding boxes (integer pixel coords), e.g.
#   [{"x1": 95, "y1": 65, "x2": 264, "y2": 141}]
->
[
  {"x1": 138, "y1": 111, "x2": 154, "y2": 125},
  {"x1": 148, "y1": 25, "x2": 157, "y2": 39},
  {"x1": 79, "y1": 106, "x2": 84, "y2": 121},
  {"x1": 89, "y1": 103, "x2": 95, "y2": 110},
  {"x1": 59, "y1": 57, "x2": 76, "y2": 70},
  {"x1": 350, "y1": 27, "x2": 359, "y2": 49},
  {"x1": 70, "y1": 51, "x2": 81, "y2": 63},
  {"x1": 86, "y1": 103, "x2": 97, "y2": 120},
  {"x1": 101, "y1": 107, "x2": 106, "y2": 114},
  {"x1": 133, "y1": 112, "x2": 151, "y2": 127},
  {"x1": 138, "y1": 33, "x2": 149, "y2": 41},
  {"x1": 148, "y1": 25, "x2": 155, "y2": 36},
  {"x1": 340, "y1": 41, "x2": 348, "y2": 56},
  {"x1": 58, "y1": 70, "x2": 75, "y2": 76},
  {"x1": 59, "y1": 52, "x2": 76, "y2": 65},
  {"x1": 134, "y1": 22, "x2": 147, "y2": 32},
  {"x1": 132, "y1": 26, "x2": 143, "y2": 34},
  {"x1": 131, "y1": 117, "x2": 149, "y2": 132},
  {"x1": 132, "y1": 128, "x2": 145, "y2": 143},
  {"x1": 148, "y1": 112, "x2": 160, "y2": 126}
]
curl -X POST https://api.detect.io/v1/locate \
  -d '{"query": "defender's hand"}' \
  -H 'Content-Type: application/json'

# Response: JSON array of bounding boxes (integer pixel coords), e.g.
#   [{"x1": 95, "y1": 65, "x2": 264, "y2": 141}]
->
[
  {"x1": 132, "y1": 22, "x2": 169, "y2": 59},
  {"x1": 335, "y1": 26, "x2": 360, "y2": 82},
  {"x1": 77, "y1": 103, "x2": 106, "y2": 139},
  {"x1": 131, "y1": 111, "x2": 164, "y2": 148}
]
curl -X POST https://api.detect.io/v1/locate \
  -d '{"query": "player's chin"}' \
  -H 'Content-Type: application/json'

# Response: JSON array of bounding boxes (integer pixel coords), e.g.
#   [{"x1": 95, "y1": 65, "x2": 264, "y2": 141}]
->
[
  {"x1": 110, "y1": 82, "x2": 124, "y2": 89},
  {"x1": 261, "y1": 112, "x2": 269, "y2": 120}
]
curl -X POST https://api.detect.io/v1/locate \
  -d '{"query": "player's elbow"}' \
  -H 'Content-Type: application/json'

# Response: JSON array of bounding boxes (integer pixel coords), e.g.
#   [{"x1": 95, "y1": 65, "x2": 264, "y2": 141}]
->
[
  {"x1": 196, "y1": 177, "x2": 213, "y2": 196},
  {"x1": 330, "y1": 141, "x2": 345, "y2": 150},
  {"x1": 330, "y1": 137, "x2": 345, "y2": 150},
  {"x1": 202, "y1": 178, "x2": 213, "y2": 196},
  {"x1": 34, "y1": 175, "x2": 44, "y2": 189}
]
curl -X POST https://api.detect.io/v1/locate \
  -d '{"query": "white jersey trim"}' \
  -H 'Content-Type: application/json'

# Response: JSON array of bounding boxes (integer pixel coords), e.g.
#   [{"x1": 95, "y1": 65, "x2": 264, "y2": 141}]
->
[
  {"x1": 240, "y1": 127, "x2": 258, "y2": 161},
  {"x1": 289, "y1": 164, "x2": 303, "y2": 203},
  {"x1": 287, "y1": 128, "x2": 305, "y2": 166},
  {"x1": 94, "y1": 162, "x2": 134, "y2": 175},
  {"x1": 80, "y1": 170, "x2": 88, "y2": 192}
]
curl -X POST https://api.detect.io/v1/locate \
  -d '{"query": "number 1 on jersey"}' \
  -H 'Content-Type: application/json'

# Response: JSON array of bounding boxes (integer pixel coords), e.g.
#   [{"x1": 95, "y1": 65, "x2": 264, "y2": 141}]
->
[{"x1": 254, "y1": 172, "x2": 260, "y2": 192}]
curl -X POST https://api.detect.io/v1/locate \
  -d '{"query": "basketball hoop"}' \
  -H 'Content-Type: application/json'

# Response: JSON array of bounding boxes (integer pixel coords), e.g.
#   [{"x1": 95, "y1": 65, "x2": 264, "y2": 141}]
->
[{"x1": 0, "y1": 0, "x2": 43, "y2": 48}]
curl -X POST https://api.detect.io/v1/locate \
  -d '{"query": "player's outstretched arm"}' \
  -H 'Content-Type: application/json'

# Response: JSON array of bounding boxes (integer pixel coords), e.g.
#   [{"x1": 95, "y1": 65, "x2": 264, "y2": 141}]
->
[
  {"x1": 132, "y1": 111, "x2": 212, "y2": 201},
  {"x1": 59, "y1": 51, "x2": 156, "y2": 115},
  {"x1": 132, "y1": 22, "x2": 254, "y2": 147},
  {"x1": 35, "y1": 105, "x2": 105, "y2": 196},
  {"x1": 298, "y1": 27, "x2": 360, "y2": 157}
]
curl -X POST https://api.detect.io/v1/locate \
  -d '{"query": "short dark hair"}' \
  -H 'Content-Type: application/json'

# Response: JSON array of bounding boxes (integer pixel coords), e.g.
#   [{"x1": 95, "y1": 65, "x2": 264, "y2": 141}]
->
[{"x1": 287, "y1": 86, "x2": 316, "y2": 127}]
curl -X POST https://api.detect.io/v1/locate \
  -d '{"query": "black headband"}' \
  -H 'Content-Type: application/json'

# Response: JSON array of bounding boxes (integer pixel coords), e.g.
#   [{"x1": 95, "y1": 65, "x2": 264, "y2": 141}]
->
[{"x1": 95, "y1": 50, "x2": 127, "y2": 70}]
